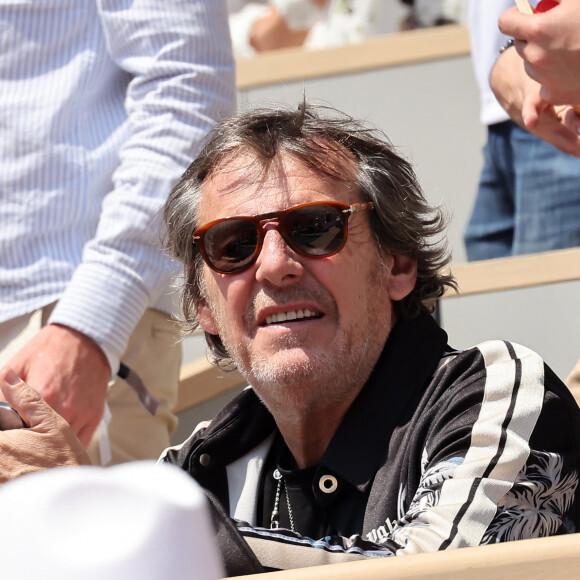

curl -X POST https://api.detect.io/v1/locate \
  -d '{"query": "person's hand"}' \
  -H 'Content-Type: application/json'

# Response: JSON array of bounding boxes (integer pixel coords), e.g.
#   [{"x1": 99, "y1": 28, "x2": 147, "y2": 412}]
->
[
  {"x1": 521, "y1": 86, "x2": 580, "y2": 137},
  {"x1": 499, "y1": 1, "x2": 580, "y2": 106},
  {"x1": 5, "y1": 324, "x2": 110, "y2": 447},
  {"x1": 0, "y1": 368, "x2": 90, "y2": 483},
  {"x1": 491, "y1": 44, "x2": 580, "y2": 156}
]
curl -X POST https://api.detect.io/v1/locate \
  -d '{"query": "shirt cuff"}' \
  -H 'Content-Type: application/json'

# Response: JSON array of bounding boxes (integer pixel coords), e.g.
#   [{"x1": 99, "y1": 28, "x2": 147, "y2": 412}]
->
[{"x1": 48, "y1": 262, "x2": 150, "y2": 378}]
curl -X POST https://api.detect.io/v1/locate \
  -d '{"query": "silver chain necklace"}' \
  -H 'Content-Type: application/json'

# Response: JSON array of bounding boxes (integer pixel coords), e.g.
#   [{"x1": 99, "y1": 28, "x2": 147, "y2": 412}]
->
[{"x1": 270, "y1": 468, "x2": 295, "y2": 531}]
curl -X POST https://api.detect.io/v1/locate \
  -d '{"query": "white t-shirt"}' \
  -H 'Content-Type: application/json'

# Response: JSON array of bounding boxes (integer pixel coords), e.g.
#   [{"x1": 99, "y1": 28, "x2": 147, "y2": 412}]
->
[{"x1": 469, "y1": 0, "x2": 513, "y2": 125}]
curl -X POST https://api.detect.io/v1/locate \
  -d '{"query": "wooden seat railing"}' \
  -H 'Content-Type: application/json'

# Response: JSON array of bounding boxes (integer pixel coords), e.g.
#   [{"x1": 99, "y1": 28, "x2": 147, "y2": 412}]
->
[
  {"x1": 236, "y1": 24, "x2": 470, "y2": 90},
  {"x1": 241, "y1": 532, "x2": 580, "y2": 579},
  {"x1": 443, "y1": 246, "x2": 580, "y2": 298}
]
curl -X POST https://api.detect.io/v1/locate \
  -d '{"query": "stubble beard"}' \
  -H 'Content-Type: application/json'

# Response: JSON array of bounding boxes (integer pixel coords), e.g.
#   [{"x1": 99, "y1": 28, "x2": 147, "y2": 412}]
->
[
  {"x1": 212, "y1": 267, "x2": 392, "y2": 417},
  {"x1": 250, "y1": 341, "x2": 373, "y2": 417}
]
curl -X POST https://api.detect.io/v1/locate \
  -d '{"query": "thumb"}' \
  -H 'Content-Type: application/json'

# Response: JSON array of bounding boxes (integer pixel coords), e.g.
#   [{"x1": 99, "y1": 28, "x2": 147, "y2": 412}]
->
[{"x1": 0, "y1": 367, "x2": 59, "y2": 430}]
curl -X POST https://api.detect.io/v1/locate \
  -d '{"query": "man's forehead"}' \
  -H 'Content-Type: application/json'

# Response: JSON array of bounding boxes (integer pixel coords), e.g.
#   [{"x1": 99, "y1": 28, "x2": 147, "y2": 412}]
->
[
  {"x1": 204, "y1": 151, "x2": 287, "y2": 196},
  {"x1": 199, "y1": 149, "x2": 358, "y2": 219}
]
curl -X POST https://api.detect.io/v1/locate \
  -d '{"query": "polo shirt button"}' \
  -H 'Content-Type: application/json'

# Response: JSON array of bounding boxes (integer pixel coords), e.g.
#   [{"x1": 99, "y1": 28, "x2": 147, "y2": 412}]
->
[
  {"x1": 199, "y1": 453, "x2": 211, "y2": 467},
  {"x1": 319, "y1": 475, "x2": 338, "y2": 494}
]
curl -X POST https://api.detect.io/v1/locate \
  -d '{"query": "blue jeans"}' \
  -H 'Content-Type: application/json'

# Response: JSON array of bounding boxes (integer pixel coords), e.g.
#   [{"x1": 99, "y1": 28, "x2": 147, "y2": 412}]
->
[{"x1": 464, "y1": 121, "x2": 580, "y2": 261}]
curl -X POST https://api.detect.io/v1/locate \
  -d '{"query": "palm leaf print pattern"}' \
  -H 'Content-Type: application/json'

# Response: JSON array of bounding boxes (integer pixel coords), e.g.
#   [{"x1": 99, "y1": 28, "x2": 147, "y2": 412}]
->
[
  {"x1": 482, "y1": 451, "x2": 578, "y2": 543},
  {"x1": 389, "y1": 456, "x2": 463, "y2": 546}
]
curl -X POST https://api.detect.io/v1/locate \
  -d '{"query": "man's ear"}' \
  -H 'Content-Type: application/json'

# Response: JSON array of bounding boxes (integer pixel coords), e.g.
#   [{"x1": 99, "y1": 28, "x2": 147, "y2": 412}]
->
[
  {"x1": 387, "y1": 254, "x2": 418, "y2": 301},
  {"x1": 197, "y1": 299, "x2": 219, "y2": 335}
]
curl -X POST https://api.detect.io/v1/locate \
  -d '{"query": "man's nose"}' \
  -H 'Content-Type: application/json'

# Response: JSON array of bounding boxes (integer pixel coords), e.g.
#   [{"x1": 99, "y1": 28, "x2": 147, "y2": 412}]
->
[{"x1": 254, "y1": 226, "x2": 303, "y2": 286}]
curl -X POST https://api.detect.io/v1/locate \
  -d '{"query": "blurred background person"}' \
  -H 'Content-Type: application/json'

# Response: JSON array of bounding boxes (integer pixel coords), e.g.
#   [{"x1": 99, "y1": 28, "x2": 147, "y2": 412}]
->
[
  {"x1": 399, "y1": 0, "x2": 468, "y2": 29},
  {"x1": 0, "y1": 0, "x2": 236, "y2": 466},
  {"x1": 496, "y1": 0, "x2": 580, "y2": 402},
  {"x1": 228, "y1": 0, "x2": 408, "y2": 57},
  {"x1": 463, "y1": 0, "x2": 580, "y2": 261}
]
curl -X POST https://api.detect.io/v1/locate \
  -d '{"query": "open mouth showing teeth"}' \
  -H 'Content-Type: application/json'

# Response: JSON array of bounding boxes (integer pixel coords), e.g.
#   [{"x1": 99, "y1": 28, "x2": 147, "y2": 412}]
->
[{"x1": 265, "y1": 309, "x2": 322, "y2": 325}]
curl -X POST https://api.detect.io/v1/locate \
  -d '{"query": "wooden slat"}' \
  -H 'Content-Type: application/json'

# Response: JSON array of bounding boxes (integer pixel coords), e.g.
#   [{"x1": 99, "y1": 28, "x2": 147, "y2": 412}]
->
[
  {"x1": 236, "y1": 25, "x2": 470, "y2": 89},
  {"x1": 239, "y1": 533, "x2": 580, "y2": 580},
  {"x1": 445, "y1": 247, "x2": 580, "y2": 298},
  {"x1": 175, "y1": 357, "x2": 246, "y2": 414}
]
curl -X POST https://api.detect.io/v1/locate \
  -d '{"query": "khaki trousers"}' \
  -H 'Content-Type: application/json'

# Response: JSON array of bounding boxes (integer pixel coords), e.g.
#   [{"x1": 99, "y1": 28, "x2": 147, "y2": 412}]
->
[{"x1": 0, "y1": 306, "x2": 181, "y2": 466}]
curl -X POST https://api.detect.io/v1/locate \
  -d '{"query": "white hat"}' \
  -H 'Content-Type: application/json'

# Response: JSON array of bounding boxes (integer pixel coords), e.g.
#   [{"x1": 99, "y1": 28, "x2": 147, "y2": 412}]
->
[{"x1": 0, "y1": 461, "x2": 223, "y2": 580}]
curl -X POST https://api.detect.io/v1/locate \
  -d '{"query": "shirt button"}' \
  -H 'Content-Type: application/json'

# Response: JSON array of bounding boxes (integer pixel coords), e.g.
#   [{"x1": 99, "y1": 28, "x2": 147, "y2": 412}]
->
[
  {"x1": 199, "y1": 453, "x2": 211, "y2": 467},
  {"x1": 319, "y1": 475, "x2": 338, "y2": 494}
]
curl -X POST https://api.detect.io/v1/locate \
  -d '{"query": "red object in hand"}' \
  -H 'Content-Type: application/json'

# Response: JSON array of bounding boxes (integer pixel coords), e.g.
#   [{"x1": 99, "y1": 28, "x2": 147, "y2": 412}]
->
[{"x1": 534, "y1": 0, "x2": 559, "y2": 12}]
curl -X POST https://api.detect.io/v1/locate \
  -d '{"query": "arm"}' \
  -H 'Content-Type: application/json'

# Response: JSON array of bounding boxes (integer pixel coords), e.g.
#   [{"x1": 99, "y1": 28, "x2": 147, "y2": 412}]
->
[
  {"x1": 0, "y1": 368, "x2": 89, "y2": 482},
  {"x1": 499, "y1": 1, "x2": 580, "y2": 105},
  {"x1": 386, "y1": 346, "x2": 579, "y2": 553},
  {"x1": 231, "y1": 0, "x2": 328, "y2": 55},
  {"x1": 249, "y1": 5, "x2": 310, "y2": 52},
  {"x1": 490, "y1": 43, "x2": 580, "y2": 155},
  {"x1": 8, "y1": 0, "x2": 236, "y2": 445}
]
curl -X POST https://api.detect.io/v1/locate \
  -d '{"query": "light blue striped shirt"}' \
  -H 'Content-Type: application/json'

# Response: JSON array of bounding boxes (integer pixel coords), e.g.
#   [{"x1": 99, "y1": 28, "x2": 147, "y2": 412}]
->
[{"x1": 0, "y1": 0, "x2": 236, "y2": 373}]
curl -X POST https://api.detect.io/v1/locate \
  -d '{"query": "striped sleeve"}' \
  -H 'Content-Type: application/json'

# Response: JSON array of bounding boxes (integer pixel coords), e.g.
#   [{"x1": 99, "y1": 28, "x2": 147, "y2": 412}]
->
[
  {"x1": 388, "y1": 341, "x2": 574, "y2": 554},
  {"x1": 50, "y1": 0, "x2": 236, "y2": 373}
]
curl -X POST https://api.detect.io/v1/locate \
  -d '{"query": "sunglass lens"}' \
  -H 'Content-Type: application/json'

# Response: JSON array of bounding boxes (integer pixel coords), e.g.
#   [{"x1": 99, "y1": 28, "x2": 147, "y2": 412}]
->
[
  {"x1": 205, "y1": 219, "x2": 258, "y2": 272},
  {"x1": 284, "y1": 205, "x2": 345, "y2": 256}
]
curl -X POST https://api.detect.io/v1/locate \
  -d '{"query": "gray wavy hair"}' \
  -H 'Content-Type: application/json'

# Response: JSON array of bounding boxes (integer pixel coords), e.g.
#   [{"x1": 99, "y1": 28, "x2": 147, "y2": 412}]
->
[{"x1": 164, "y1": 103, "x2": 456, "y2": 366}]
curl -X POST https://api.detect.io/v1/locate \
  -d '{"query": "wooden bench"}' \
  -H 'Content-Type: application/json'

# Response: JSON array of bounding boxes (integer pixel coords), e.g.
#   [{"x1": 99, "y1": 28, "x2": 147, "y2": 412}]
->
[
  {"x1": 241, "y1": 532, "x2": 580, "y2": 579},
  {"x1": 444, "y1": 246, "x2": 580, "y2": 298}
]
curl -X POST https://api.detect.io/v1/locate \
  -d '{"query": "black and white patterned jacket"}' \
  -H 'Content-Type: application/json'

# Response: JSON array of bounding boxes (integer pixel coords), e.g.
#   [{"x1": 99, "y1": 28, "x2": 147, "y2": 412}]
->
[{"x1": 162, "y1": 313, "x2": 580, "y2": 574}]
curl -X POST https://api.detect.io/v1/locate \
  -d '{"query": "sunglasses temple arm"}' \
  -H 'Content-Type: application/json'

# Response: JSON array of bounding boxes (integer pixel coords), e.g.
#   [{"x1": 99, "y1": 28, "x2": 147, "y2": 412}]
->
[{"x1": 344, "y1": 202, "x2": 374, "y2": 214}]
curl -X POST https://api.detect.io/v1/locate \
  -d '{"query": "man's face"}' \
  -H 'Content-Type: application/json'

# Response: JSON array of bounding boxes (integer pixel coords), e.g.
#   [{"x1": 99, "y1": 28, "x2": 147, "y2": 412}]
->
[{"x1": 196, "y1": 152, "x2": 416, "y2": 417}]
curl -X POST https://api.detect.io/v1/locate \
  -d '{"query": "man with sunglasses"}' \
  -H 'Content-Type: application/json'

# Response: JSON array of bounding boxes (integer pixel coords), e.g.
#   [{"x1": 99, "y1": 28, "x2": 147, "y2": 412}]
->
[
  {"x1": 158, "y1": 103, "x2": 580, "y2": 573},
  {"x1": 0, "y1": 104, "x2": 579, "y2": 575}
]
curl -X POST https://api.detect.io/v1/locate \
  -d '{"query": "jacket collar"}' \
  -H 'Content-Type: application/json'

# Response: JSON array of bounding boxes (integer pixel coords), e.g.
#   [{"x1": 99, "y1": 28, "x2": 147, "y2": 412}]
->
[
  {"x1": 193, "y1": 312, "x2": 448, "y2": 500},
  {"x1": 317, "y1": 311, "x2": 449, "y2": 494}
]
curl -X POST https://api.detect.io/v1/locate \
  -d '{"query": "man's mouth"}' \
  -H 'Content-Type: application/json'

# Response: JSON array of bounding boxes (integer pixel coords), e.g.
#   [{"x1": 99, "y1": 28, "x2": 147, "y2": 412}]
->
[{"x1": 265, "y1": 308, "x2": 322, "y2": 325}]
